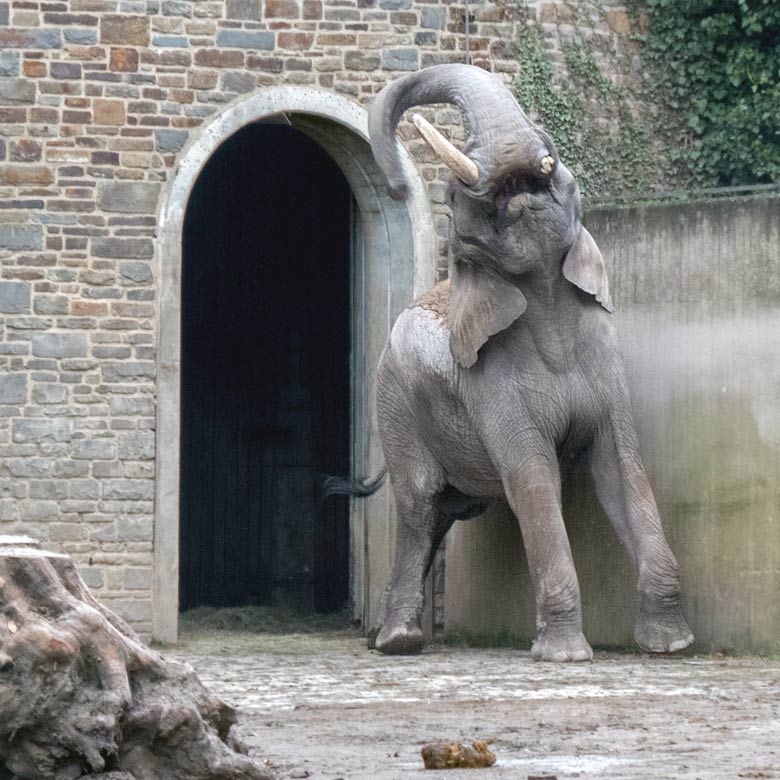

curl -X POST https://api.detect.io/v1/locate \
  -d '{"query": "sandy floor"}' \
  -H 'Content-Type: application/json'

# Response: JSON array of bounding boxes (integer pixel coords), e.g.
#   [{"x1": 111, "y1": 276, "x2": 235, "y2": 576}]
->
[{"x1": 166, "y1": 629, "x2": 780, "y2": 780}]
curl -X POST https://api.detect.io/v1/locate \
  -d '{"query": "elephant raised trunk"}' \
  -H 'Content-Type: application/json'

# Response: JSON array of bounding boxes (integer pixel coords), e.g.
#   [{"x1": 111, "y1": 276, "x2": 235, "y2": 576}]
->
[{"x1": 368, "y1": 64, "x2": 559, "y2": 201}]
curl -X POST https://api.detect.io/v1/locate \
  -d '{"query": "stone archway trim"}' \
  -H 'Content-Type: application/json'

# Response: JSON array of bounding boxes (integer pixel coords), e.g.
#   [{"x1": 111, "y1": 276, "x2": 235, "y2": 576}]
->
[{"x1": 153, "y1": 87, "x2": 436, "y2": 642}]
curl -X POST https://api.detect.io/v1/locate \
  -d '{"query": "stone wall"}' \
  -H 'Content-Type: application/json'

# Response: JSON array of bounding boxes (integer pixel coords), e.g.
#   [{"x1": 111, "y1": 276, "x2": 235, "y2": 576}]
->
[{"x1": 0, "y1": 0, "x2": 639, "y2": 633}]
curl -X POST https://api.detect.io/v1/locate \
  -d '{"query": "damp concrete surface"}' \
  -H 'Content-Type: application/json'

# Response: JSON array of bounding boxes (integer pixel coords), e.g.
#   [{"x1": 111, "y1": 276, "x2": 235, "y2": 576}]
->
[{"x1": 163, "y1": 625, "x2": 780, "y2": 780}]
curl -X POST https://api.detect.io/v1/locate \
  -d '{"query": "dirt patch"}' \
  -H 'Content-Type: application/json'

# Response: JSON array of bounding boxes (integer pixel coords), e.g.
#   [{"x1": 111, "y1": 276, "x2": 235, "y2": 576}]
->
[{"x1": 166, "y1": 616, "x2": 780, "y2": 780}]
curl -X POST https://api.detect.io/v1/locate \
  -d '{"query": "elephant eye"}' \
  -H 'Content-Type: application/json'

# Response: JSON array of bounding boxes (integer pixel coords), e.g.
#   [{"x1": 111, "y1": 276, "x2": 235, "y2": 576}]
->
[{"x1": 495, "y1": 171, "x2": 548, "y2": 210}]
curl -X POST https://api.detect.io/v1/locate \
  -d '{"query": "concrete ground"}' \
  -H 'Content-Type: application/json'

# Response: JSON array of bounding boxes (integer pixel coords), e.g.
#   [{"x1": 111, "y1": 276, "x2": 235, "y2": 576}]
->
[{"x1": 166, "y1": 626, "x2": 780, "y2": 780}]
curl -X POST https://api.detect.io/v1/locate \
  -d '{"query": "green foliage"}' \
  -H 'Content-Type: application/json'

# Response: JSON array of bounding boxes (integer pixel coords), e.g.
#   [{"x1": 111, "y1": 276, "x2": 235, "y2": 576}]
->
[
  {"x1": 513, "y1": 22, "x2": 580, "y2": 178},
  {"x1": 512, "y1": 2, "x2": 779, "y2": 199},
  {"x1": 513, "y1": 21, "x2": 656, "y2": 200},
  {"x1": 640, "y1": 0, "x2": 780, "y2": 187}
]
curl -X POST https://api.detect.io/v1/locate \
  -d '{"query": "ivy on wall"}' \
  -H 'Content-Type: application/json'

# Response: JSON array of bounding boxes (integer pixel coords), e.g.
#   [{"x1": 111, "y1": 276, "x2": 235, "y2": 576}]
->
[
  {"x1": 513, "y1": 19, "x2": 656, "y2": 201},
  {"x1": 513, "y1": 0, "x2": 780, "y2": 201},
  {"x1": 638, "y1": 0, "x2": 780, "y2": 188}
]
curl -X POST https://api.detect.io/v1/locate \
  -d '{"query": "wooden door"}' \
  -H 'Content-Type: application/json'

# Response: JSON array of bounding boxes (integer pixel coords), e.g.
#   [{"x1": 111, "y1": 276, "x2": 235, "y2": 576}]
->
[{"x1": 179, "y1": 123, "x2": 351, "y2": 613}]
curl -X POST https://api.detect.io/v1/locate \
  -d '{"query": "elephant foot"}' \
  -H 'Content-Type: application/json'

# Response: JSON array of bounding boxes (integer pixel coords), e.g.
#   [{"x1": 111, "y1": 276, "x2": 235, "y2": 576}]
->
[
  {"x1": 635, "y1": 587, "x2": 694, "y2": 653},
  {"x1": 374, "y1": 610, "x2": 424, "y2": 655},
  {"x1": 635, "y1": 608, "x2": 694, "y2": 654},
  {"x1": 531, "y1": 628, "x2": 593, "y2": 663}
]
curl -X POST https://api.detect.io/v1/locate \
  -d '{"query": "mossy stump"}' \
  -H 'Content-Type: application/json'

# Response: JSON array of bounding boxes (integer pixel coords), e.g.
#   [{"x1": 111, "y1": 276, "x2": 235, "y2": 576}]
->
[{"x1": 0, "y1": 536, "x2": 271, "y2": 780}]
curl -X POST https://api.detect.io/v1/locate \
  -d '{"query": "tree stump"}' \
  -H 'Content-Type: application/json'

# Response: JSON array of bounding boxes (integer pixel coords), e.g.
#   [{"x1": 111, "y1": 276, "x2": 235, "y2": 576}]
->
[{"x1": 0, "y1": 536, "x2": 272, "y2": 780}]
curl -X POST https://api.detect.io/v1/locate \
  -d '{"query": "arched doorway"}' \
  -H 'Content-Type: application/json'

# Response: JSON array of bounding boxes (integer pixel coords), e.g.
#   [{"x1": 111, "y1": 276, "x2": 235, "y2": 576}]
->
[
  {"x1": 153, "y1": 87, "x2": 436, "y2": 642},
  {"x1": 179, "y1": 123, "x2": 351, "y2": 614}
]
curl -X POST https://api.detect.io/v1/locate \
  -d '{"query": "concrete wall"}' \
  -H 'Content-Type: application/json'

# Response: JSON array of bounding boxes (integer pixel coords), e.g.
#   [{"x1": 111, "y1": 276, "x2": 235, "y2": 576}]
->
[{"x1": 445, "y1": 195, "x2": 780, "y2": 654}]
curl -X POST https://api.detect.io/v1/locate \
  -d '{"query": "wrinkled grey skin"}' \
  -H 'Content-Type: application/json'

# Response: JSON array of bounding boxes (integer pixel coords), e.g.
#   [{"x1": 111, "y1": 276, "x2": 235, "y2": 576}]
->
[{"x1": 367, "y1": 65, "x2": 694, "y2": 661}]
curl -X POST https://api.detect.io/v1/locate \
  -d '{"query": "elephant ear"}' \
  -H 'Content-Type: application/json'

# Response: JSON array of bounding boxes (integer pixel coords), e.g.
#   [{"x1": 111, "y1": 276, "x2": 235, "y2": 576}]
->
[
  {"x1": 562, "y1": 226, "x2": 615, "y2": 313},
  {"x1": 448, "y1": 260, "x2": 527, "y2": 368}
]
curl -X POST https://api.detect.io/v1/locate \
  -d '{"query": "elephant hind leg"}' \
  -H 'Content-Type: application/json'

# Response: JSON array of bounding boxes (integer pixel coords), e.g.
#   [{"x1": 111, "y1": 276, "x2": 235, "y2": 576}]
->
[
  {"x1": 373, "y1": 444, "x2": 456, "y2": 655},
  {"x1": 374, "y1": 494, "x2": 457, "y2": 655}
]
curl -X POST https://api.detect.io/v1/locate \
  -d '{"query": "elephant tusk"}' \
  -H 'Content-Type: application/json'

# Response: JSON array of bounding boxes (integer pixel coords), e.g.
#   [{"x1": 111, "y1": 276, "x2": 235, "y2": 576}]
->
[
  {"x1": 412, "y1": 113, "x2": 479, "y2": 186},
  {"x1": 540, "y1": 155, "x2": 555, "y2": 175}
]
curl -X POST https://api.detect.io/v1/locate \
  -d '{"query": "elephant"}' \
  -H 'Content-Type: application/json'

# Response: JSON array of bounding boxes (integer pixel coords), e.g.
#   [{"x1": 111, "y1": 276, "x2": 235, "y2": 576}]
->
[{"x1": 340, "y1": 64, "x2": 694, "y2": 662}]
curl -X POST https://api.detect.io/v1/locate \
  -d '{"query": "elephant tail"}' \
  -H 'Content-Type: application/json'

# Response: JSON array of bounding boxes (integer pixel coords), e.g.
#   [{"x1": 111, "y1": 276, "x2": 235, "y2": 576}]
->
[{"x1": 321, "y1": 468, "x2": 388, "y2": 500}]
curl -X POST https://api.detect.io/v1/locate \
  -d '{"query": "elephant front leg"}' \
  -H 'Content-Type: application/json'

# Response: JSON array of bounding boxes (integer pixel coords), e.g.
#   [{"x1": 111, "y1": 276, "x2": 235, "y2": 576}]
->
[
  {"x1": 589, "y1": 421, "x2": 694, "y2": 653},
  {"x1": 504, "y1": 458, "x2": 593, "y2": 662}
]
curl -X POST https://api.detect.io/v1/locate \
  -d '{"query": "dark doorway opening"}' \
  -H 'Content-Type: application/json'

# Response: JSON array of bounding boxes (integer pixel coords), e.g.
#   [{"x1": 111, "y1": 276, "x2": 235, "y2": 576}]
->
[{"x1": 180, "y1": 123, "x2": 351, "y2": 615}]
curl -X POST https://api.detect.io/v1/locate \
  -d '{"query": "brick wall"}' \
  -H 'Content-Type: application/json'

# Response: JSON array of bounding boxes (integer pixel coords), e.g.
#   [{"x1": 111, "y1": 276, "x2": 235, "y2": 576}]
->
[{"x1": 0, "y1": 0, "x2": 636, "y2": 633}]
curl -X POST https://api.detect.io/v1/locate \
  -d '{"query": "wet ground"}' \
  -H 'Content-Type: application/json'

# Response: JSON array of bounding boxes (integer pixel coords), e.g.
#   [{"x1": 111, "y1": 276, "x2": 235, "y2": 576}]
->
[{"x1": 167, "y1": 621, "x2": 780, "y2": 780}]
